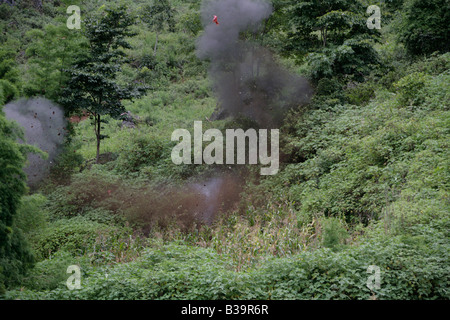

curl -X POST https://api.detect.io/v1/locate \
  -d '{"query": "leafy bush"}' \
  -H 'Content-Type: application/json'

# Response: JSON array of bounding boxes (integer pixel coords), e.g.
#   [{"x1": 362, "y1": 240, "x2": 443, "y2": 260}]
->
[
  {"x1": 345, "y1": 81, "x2": 377, "y2": 106},
  {"x1": 305, "y1": 42, "x2": 380, "y2": 83},
  {"x1": 0, "y1": 80, "x2": 19, "y2": 104},
  {"x1": 321, "y1": 217, "x2": 349, "y2": 251},
  {"x1": 6, "y1": 225, "x2": 449, "y2": 300},
  {"x1": 178, "y1": 11, "x2": 202, "y2": 36},
  {"x1": 394, "y1": 72, "x2": 432, "y2": 106},
  {"x1": 13, "y1": 193, "x2": 48, "y2": 237},
  {"x1": 20, "y1": 251, "x2": 90, "y2": 292},
  {"x1": 32, "y1": 217, "x2": 121, "y2": 260},
  {"x1": 0, "y1": 111, "x2": 41, "y2": 290},
  {"x1": 48, "y1": 142, "x2": 85, "y2": 183},
  {"x1": 0, "y1": 226, "x2": 34, "y2": 292},
  {"x1": 115, "y1": 132, "x2": 165, "y2": 174},
  {"x1": 268, "y1": 56, "x2": 449, "y2": 229}
]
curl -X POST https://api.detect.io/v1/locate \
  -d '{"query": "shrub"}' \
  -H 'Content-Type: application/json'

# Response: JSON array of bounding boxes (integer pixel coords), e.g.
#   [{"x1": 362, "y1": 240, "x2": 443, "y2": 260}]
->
[
  {"x1": 345, "y1": 82, "x2": 377, "y2": 106},
  {"x1": 394, "y1": 72, "x2": 431, "y2": 106},
  {"x1": 178, "y1": 11, "x2": 202, "y2": 36},
  {"x1": 13, "y1": 194, "x2": 48, "y2": 237},
  {"x1": 266, "y1": 57, "x2": 449, "y2": 228},
  {"x1": 0, "y1": 226, "x2": 35, "y2": 291},
  {"x1": 115, "y1": 132, "x2": 165, "y2": 174},
  {"x1": 20, "y1": 251, "x2": 90, "y2": 291},
  {"x1": 32, "y1": 217, "x2": 120, "y2": 260},
  {"x1": 0, "y1": 111, "x2": 39, "y2": 290},
  {"x1": 321, "y1": 217, "x2": 349, "y2": 251},
  {"x1": 6, "y1": 227, "x2": 449, "y2": 300},
  {"x1": 0, "y1": 79, "x2": 19, "y2": 104},
  {"x1": 49, "y1": 142, "x2": 85, "y2": 183},
  {"x1": 306, "y1": 42, "x2": 380, "y2": 83}
]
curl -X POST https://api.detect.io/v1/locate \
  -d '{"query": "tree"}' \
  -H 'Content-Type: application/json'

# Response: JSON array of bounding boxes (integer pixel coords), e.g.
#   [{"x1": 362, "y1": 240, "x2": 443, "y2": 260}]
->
[
  {"x1": 24, "y1": 23, "x2": 87, "y2": 101},
  {"x1": 398, "y1": 0, "x2": 449, "y2": 56},
  {"x1": 141, "y1": 0, "x2": 176, "y2": 56},
  {"x1": 0, "y1": 110, "x2": 41, "y2": 293},
  {"x1": 0, "y1": 47, "x2": 21, "y2": 105},
  {"x1": 61, "y1": 4, "x2": 146, "y2": 164},
  {"x1": 270, "y1": 0, "x2": 380, "y2": 82}
]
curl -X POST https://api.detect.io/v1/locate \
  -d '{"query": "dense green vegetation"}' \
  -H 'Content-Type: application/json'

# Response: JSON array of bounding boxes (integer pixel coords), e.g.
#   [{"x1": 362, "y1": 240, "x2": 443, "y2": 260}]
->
[
  {"x1": 0, "y1": 105, "x2": 42, "y2": 293},
  {"x1": 0, "y1": 0, "x2": 448, "y2": 299}
]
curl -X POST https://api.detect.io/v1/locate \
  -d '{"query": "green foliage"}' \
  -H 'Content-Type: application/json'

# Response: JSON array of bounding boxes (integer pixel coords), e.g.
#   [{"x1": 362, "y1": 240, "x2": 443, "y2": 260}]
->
[
  {"x1": 20, "y1": 250, "x2": 89, "y2": 291},
  {"x1": 274, "y1": 58, "x2": 449, "y2": 227},
  {"x1": 305, "y1": 52, "x2": 334, "y2": 80},
  {"x1": 0, "y1": 47, "x2": 21, "y2": 87},
  {"x1": 48, "y1": 141, "x2": 85, "y2": 183},
  {"x1": 6, "y1": 227, "x2": 450, "y2": 300},
  {"x1": 281, "y1": 0, "x2": 365, "y2": 51},
  {"x1": 0, "y1": 79, "x2": 19, "y2": 105},
  {"x1": 178, "y1": 10, "x2": 202, "y2": 36},
  {"x1": 0, "y1": 1, "x2": 54, "y2": 44},
  {"x1": 321, "y1": 217, "x2": 348, "y2": 251},
  {"x1": 23, "y1": 23, "x2": 87, "y2": 100},
  {"x1": 32, "y1": 216, "x2": 121, "y2": 260},
  {"x1": 44, "y1": 168, "x2": 126, "y2": 221},
  {"x1": 141, "y1": 0, "x2": 176, "y2": 56},
  {"x1": 198, "y1": 198, "x2": 311, "y2": 272},
  {"x1": 141, "y1": 0, "x2": 175, "y2": 33},
  {"x1": 115, "y1": 132, "x2": 164, "y2": 174},
  {"x1": 345, "y1": 81, "x2": 377, "y2": 106},
  {"x1": 0, "y1": 110, "x2": 43, "y2": 290},
  {"x1": 0, "y1": 46, "x2": 21, "y2": 104},
  {"x1": 13, "y1": 193, "x2": 48, "y2": 236},
  {"x1": 0, "y1": 113, "x2": 27, "y2": 248},
  {"x1": 0, "y1": 226, "x2": 35, "y2": 291},
  {"x1": 313, "y1": 77, "x2": 346, "y2": 106},
  {"x1": 273, "y1": 0, "x2": 381, "y2": 82},
  {"x1": 394, "y1": 72, "x2": 432, "y2": 106},
  {"x1": 2, "y1": 0, "x2": 448, "y2": 301},
  {"x1": 305, "y1": 41, "x2": 380, "y2": 83},
  {"x1": 60, "y1": 3, "x2": 146, "y2": 162},
  {"x1": 398, "y1": 0, "x2": 449, "y2": 56}
]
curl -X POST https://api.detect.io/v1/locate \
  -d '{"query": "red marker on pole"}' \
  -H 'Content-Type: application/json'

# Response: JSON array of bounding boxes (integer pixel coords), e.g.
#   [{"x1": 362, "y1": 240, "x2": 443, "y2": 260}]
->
[{"x1": 213, "y1": 15, "x2": 219, "y2": 25}]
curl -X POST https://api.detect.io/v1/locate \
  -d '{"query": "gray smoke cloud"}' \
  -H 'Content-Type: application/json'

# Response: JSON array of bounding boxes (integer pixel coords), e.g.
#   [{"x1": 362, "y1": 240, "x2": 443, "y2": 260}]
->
[
  {"x1": 197, "y1": 0, "x2": 312, "y2": 127},
  {"x1": 3, "y1": 97, "x2": 67, "y2": 188}
]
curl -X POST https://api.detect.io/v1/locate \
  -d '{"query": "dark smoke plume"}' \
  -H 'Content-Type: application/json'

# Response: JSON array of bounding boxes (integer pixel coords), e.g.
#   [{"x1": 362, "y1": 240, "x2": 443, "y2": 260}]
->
[
  {"x1": 197, "y1": 0, "x2": 312, "y2": 127},
  {"x1": 3, "y1": 98, "x2": 67, "y2": 187}
]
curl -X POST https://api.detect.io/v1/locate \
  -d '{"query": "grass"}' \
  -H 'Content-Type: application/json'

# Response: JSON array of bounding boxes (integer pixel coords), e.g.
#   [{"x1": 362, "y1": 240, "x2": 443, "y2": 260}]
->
[{"x1": 72, "y1": 80, "x2": 217, "y2": 161}]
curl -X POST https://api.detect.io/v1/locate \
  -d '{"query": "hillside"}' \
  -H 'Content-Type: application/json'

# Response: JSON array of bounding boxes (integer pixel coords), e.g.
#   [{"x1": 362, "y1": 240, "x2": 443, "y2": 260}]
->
[{"x1": 0, "y1": 0, "x2": 448, "y2": 300}]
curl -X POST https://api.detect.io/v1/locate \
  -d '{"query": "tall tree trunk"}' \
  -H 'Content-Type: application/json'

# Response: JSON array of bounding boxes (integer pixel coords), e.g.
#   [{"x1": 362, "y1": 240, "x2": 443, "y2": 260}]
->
[
  {"x1": 95, "y1": 114, "x2": 101, "y2": 164},
  {"x1": 322, "y1": 27, "x2": 327, "y2": 47}
]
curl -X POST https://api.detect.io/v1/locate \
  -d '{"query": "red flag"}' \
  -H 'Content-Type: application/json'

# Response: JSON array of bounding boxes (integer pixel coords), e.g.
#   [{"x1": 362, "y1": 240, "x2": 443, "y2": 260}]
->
[{"x1": 213, "y1": 15, "x2": 219, "y2": 25}]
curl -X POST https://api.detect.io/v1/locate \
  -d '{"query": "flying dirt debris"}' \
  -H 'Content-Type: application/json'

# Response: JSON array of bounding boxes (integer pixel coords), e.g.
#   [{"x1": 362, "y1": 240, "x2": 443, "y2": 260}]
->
[{"x1": 114, "y1": 172, "x2": 244, "y2": 233}]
